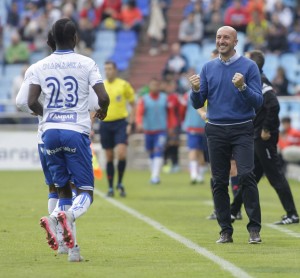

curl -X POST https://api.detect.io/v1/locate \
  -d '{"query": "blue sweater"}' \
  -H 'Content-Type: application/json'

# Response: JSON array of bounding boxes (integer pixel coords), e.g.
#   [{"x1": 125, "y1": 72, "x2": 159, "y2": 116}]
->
[{"x1": 190, "y1": 56, "x2": 263, "y2": 124}]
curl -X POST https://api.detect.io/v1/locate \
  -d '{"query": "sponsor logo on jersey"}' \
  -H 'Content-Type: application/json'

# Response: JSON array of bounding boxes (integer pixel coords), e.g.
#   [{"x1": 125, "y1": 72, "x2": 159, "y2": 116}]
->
[
  {"x1": 46, "y1": 112, "x2": 77, "y2": 123},
  {"x1": 46, "y1": 146, "x2": 77, "y2": 155}
]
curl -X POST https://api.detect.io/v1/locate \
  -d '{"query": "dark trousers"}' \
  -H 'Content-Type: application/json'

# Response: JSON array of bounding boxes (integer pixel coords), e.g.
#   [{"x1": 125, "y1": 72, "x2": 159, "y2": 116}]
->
[
  {"x1": 205, "y1": 122, "x2": 261, "y2": 235},
  {"x1": 231, "y1": 137, "x2": 298, "y2": 217}
]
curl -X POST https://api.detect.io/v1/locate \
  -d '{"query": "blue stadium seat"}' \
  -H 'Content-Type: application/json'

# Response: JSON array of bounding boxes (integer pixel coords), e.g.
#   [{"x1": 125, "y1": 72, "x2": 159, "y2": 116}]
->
[
  {"x1": 136, "y1": 0, "x2": 150, "y2": 16},
  {"x1": 95, "y1": 30, "x2": 116, "y2": 49},
  {"x1": 116, "y1": 30, "x2": 137, "y2": 48},
  {"x1": 236, "y1": 32, "x2": 246, "y2": 54},
  {"x1": 279, "y1": 53, "x2": 300, "y2": 84},
  {"x1": 201, "y1": 42, "x2": 216, "y2": 60},
  {"x1": 181, "y1": 43, "x2": 202, "y2": 68},
  {"x1": 263, "y1": 54, "x2": 280, "y2": 81},
  {"x1": 30, "y1": 51, "x2": 48, "y2": 64}
]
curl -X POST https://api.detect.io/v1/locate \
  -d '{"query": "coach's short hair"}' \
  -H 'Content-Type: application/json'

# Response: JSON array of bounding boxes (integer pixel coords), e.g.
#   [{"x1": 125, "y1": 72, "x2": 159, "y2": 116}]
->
[
  {"x1": 52, "y1": 18, "x2": 76, "y2": 45},
  {"x1": 248, "y1": 50, "x2": 265, "y2": 71}
]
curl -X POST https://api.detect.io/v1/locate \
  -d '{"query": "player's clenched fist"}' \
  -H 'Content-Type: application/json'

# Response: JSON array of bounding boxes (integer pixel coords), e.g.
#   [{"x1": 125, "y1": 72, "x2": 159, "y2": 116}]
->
[
  {"x1": 189, "y1": 74, "x2": 200, "y2": 92},
  {"x1": 232, "y1": 72, "x2": 245, "y2": 89}
]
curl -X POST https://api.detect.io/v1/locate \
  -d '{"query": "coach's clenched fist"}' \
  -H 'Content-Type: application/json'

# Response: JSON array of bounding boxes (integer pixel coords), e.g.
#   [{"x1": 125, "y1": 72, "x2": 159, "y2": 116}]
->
[
  {"x1": 232, "y1": 72, "x2": 245, "y2": 89},
  {"x1": 189, "y1": 74, "x2": 200, "y2": 92}
]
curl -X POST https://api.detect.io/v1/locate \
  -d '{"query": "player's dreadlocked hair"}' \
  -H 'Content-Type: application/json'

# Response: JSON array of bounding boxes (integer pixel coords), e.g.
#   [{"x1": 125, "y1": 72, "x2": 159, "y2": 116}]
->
[
  {"x1": 47, "y1": 30, "x2": 56, "y2": 52},
  {"x1": 52, "y1": 18, "x2": 76, "y2": 46}
]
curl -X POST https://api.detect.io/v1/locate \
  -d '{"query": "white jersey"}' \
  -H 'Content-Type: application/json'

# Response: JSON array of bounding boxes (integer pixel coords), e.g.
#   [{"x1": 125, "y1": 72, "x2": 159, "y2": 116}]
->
[
  {"x1": 30, "y1": 50, "x2": 103, "y2": 136},
  {"x1": 17, "y1": 59, "x2": 100, "y2": 143}
]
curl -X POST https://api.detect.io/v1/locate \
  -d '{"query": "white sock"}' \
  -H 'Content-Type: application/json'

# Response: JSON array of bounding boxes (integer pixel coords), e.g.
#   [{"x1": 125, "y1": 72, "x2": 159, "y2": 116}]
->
[
  {"x1": 190, "y1": 160, "x2": 198, "y2": 180},
  {"x1": 72, "y1": 222, "x2": 78, "y2": 246},
  {"x1": 198, "y1": 165, "x2": 206, "y2": 178},
  {"x1": 149, "y1": 158, "x2": 154, "y2": 172},
  {"x1": 48, "y1": 198, "x2": 58, "y2": 214},
  {"x1": 151, "y1": 157, "x2": 163, "y2": 180},
  {"x1": 69, "y1": 192, "x2": 92, "y2": 220}
]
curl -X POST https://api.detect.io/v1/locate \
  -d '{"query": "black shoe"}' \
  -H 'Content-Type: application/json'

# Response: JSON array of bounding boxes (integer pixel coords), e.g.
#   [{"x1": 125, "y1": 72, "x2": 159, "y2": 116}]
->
[
  {"x1": 206, "y1": 211, "x2": 217, "y2": 220},
  {"x1": 190, "y1": 179, "x2": 197, "y2": 185},
  {"x1": 231, "y1": 214, "x2": 236, "y2": 223},
  {"x1": 274, "y1": 215, "x2": 299, "y2": 225},
  {"x1": 236, "y1": 211, "x2": 242, "y2": 220},
  {"x1": 248, "y1": 230, "x2": 262, "y2": 244},
  {"x1": 117, "y1": 184, "x2": 126, "y2": 197},
  {"x1": 216, "y1": 232, "x2": 233, "y2": 243},
  {"x1": 106, "y1": 188, "x2": 114, "y2": 197}
]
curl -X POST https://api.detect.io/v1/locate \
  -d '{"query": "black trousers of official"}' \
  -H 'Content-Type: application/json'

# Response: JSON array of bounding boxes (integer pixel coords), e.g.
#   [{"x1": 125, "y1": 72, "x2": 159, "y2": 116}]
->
[
  {"x1": 205, "y1": 122, "x2": 261, "y2": 235},
  {"x1": 231, "y1": 137, "x2": 298, "y2": 217}
]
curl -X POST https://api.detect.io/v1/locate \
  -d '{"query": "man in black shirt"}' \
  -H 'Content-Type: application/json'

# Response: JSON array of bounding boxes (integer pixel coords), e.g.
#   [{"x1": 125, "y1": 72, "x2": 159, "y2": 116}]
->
[{"x1": 231, "y1": 50, "x2": 299, "y2": 225}]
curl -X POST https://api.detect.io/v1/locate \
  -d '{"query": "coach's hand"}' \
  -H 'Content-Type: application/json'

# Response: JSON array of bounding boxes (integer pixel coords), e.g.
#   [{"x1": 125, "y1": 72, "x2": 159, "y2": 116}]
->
[
  {"x1": 232, "y1": 73, "x2": 245, "y2": 89},
  {"x1": 261, "y1": 129, "x2": 271, "y2": 141},
  {"x1": 94, "y1": 107, "x2": 107, "y2": 120},
  {"x1": 189, "y1": 74, "x2": 200, "y2": 92}
]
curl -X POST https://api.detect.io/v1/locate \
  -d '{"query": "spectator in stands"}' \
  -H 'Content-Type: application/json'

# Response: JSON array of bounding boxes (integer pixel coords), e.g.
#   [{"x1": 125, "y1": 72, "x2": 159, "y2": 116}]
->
[
  {"x1": 183, "y1": 0, "x2": 202, "y2": 18},
  {"x1": 117, "y1": 0, "x2": 143, "y2": 35},
  {"x1": 278, "y1": 117, "x2": 300, "y2": 151},
  {"x1": 19, "y1": 16, "x2": 35, "y2": 43},
  {"x1": 45, "y1": 1, "x2": 62, "y2": 27},
  {"x1": 99, "y1": 0, "x2": 122, "y2": 27},
  {"x1": 192, "y1": 1, "x2": 204, "y2": 23},
  {"x1": 4, "y1": 32, "x2": 29, "y2": 64},
  {"x1": 178, "y1": 12, "x2": 203, "y2": 46},
  {"x1": 78, "y1": 0, "x2": 98, "y2": 52},
  {"x1": 278, "y1": 116, "x2": 300, "y2": 164},
  {"x1": 273, "y1": 0, "x2": 293, "y2": 30},
  {"x1": 272, "y1": 66, "x2": 290, "y2": 96},
  {"x1": 162, "y1": 42, "x2": 189, "y2": 79},
  {"x1": 148, "y1": 0, "x2": 167, "y2": 56},
  {"x1": 61, "y1": 2, "x2": 79, "y2": 27},
  {"x1": 224, "y1": 0, "x2": 250, "y2": 33},
  {"x1": 158, "y1": 0, "x2": 171, "y2": 51},
  {"x1": 6, "y1": 2, "x2": 20, "y2": 28},
  {"x1": 244, "y1": 11, "x2": 268, "y2": 52},
  {"x1": 203, "y1": 0, "x2": 225, "y2": 25},
  {"x1": 266, "y1": 13, "x2": 288, "y2": 54},
  {"x1": 204, "y1": 11, "x2": 223, "y2": 42},
  {"x1": 288, "y1": 21, "x2": 300, "y2": 53},
  {"x1": 245, "y1": 0, "x2": 265, "y2": 20}
]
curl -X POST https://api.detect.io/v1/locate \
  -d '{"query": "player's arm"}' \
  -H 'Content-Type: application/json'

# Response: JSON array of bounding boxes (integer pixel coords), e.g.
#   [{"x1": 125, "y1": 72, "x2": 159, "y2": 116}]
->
[
  {"x1": 28, "y1": 84, "x2": 43, "y2": 116},
  {"x1": 92, "y1": 83, "x2": 110, "y2": 120},
  {"x1": 127, "y1": 100, "x2": 136, "y2": 134},
  {"x1": 16, "y1": 79, "x2": 34, "y2": 114},
  {"x1": 135, "y1": 98, "x2": 144, "y2": 133}
]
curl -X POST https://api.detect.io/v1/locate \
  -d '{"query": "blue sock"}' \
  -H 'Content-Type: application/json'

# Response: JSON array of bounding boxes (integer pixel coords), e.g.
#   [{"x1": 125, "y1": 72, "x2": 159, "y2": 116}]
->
[{"x1": 58, "y1": 198, "x2": 72, "y2": 211}]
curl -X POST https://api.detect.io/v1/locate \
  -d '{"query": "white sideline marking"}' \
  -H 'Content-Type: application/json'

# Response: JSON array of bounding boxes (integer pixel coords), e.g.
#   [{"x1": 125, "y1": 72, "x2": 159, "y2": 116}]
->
[
  {"x1": 94, "y1": 189, "x2": 252, "y2": 278},
  {"x1": 266, "y1": 224, "x2": 300, "y2": 238}
]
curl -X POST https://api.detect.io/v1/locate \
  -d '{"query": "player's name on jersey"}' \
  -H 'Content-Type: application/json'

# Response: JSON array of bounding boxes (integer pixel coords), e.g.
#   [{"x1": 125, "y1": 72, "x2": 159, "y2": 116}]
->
[{"x1": 42, "y1": 62, "x2": 83, "y2": 70}]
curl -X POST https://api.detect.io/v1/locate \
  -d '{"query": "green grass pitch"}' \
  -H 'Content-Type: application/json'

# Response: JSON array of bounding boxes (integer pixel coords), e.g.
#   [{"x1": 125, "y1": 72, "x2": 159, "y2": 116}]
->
[{"x1": 0, "y1": 170, "x2": 299, "y2": 278}]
